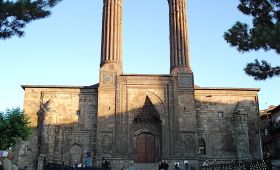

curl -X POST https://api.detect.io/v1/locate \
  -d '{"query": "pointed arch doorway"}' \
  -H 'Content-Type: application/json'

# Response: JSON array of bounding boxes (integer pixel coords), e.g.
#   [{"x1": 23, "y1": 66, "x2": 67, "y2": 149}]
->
[{"x1": 133, "y1": 96, "x2": 162, "y2": 163}]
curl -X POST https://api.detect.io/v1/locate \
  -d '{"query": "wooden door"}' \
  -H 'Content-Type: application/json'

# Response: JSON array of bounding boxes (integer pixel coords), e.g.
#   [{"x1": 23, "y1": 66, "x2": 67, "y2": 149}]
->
[{"x1": 136, "y1": 133, "x2": 155, "y2": 163}]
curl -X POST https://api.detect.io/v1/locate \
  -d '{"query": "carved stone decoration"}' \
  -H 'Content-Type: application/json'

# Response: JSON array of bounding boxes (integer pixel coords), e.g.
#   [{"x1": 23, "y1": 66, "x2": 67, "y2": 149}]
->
[
  {"x1": 182, "y1": 134, "x2": 195, "y2": 154},
  {"x1": 103, "y1": 73, "x2": 114, "y2": 85},
  {"x1": 69, "y1": 144, "x2": 82, "y2": 166},
  {"x1": 174, "y1": 133, "x2": 183, "y2": 157},
  {"x1": 178, "y1": 73, "x2": 193, "y2": 88},
  {"x1": 102, "y1": 135, "x2": 112, "y2": 153},
  {"x1": 99, "y1": 132, "x2": 113, "y2": 155},
  {"x1": 133, "y1": 96, "x2": 161, "y2": 124},
  {"x1": 115, "y1": 133, "x2": 127, "y2": 155}
]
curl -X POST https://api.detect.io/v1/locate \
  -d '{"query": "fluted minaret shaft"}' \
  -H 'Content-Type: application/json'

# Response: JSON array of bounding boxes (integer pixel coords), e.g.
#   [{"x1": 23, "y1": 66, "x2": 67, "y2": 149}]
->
[
  {"x1": 168, "y1": 0, "x2": 191, "y2": 74},
  {"x1": 100, "y1": 0, "x2": 122, "y2": 68}
]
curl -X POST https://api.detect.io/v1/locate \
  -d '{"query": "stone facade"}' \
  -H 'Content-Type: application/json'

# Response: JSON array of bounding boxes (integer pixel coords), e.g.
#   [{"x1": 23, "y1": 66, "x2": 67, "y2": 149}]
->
[
  {"x1": 261, "y1": 105, "x2": 280, "y2": 159},
  {"x1": 17, "y1": 86, "x2": 98, "y2": 168},
  {"x1": 17, "y1": 0, "x2": 261, "y2": 169}
]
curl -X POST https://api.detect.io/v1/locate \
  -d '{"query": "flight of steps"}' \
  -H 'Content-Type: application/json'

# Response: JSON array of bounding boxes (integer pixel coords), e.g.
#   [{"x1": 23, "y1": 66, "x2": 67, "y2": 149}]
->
[
  {"x1": 111, "y1": 162, "x2": 159, "y2": 170},
  {"x1": 131, "y1": 163, "x2": 159, "y2": 170}
]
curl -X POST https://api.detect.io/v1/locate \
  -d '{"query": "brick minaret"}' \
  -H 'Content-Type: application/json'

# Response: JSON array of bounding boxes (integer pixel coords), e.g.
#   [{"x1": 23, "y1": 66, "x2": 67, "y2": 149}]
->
[
  {"x1": 100, "y1": 0, "x2": 122, "y2": 74},
  {"x1": 168, "y1": 0, "x2": 192, "y2": 75},
  {"x1": 97, "y1": 0, "x2": 123, "y2": 157}
]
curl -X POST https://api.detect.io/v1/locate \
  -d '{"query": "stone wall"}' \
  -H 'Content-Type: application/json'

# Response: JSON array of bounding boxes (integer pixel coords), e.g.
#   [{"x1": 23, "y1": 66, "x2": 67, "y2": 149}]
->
[
  {"x1": 16, "y1": 86, "x2": 98, "y2": 169},
  {"x1": 97, "y1": 74, "x2": 198, "y2": 160},
  {"x1": 17, "y1": 83, "x2": 261, "y2": 169},
  {"x1": 194, "y1": 88, "x2": 261, "y2": 160}
]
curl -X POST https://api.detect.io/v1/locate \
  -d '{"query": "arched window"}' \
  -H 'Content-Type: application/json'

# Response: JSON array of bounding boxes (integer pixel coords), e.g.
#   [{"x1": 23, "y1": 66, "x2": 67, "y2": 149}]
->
[{"x1": 198, "y1": 138, "x2": 206, "y2": 155}]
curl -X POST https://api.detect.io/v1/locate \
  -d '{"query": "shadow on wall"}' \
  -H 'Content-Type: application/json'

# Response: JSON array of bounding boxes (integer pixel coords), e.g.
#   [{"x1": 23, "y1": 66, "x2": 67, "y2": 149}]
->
[{"x1": 15, "y1": 85, "x2": 261, "y2": 169}]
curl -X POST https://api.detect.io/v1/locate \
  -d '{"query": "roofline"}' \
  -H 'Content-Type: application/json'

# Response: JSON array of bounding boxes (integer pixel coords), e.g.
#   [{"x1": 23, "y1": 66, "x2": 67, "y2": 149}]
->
[
  {"x1": 121, "y1": 74, "x2": 172, "y2": 77},
  {"x1": 268, "y1": 105, "x2": 280, "y2": 113},
  {"x1": 21, "y1": 84, "x2": 99, "y2": 90},
  {"x1": 194, "y1": 87, "x2": 260, "y2": 91}
]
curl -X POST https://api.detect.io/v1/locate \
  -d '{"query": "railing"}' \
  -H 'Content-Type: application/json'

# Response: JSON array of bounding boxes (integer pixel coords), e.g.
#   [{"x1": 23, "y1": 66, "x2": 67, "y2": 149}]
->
[
  {"x1": 200, "y1": 159, "x2": 272, "y2": 170},
  {"x1": 272, "y1": 160, "x2": 280, "y2": 170},
  {"x1": 43, "y1": 162, "x2": 103, "y2": 170},
  {"x1": 44, "y1": 162, "x2": 75, "y2": 170}
]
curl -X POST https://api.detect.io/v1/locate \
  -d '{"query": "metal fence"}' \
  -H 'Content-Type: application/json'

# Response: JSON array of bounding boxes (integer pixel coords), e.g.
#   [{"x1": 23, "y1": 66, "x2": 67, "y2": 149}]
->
[
  {"x1": 42, "y1": 159, "x2": 280, "y2": 170},
  {"x1": 200, "y1": 159, "x2": 273, "y2": 170},
  {"x1": 44, "y1": 162, "x2": 75, "y2": 170},
  {"x1": 43, "y1": 161, "x2": 104, "y2": 170},
  {"x1": 272, "y1": 160, "x2": 280, "y2": 170}
]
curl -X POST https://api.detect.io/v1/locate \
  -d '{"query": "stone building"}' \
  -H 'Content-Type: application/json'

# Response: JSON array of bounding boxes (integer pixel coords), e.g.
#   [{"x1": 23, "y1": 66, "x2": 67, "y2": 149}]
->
[
  {"x1": 261, "y1": 105, "x2": 280, "y2": 159},
  {"x1": 17, "y1": 0, "x2": 261, "y2": 169}
]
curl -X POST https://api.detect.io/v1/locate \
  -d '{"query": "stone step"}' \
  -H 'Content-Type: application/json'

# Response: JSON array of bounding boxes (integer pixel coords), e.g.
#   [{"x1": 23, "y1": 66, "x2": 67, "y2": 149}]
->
[{"x1": 131, "y1": 163, "x2": 158, "y2": 170}]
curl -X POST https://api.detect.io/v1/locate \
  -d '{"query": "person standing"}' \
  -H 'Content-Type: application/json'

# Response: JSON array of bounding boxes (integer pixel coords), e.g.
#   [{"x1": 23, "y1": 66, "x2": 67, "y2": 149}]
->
[
  {"x1": 174, "y1": 161, "x2": 179, "y2": 170},
  {"x1": 163, "y1": 160, "x2": 169, "y2": 170},
  {"x1": 84, "y1": 151, "x2": 94, "y2": 170},
  {"x1": 202, "y1": 160, "x2": 209, "y2": 167},
  {"x1": 2, "y1": 151, "x2": 18, "y2": 170},
  {"x1": 102, "y1": 157, "x2": 110, "y2": 170},
  {"x1": 184, "y1": 160, "x2": 189, "y2": 170}
]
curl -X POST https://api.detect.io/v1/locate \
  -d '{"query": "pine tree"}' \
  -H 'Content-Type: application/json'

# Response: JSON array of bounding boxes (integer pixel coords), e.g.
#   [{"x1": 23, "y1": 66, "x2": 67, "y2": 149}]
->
[
  {"x1": 224, "y1": 0, "x2": 280, "y2": 80},
  {"x1": 0, "y1": 0, "x2": 61, "y2": 39}
]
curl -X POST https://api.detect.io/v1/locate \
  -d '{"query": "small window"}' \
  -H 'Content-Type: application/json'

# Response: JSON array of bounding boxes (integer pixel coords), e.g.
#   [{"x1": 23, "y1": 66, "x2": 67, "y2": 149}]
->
[
  {"x1": 218, "y1": 112, "x2": 224, "y2": 118},
  {"x1": 198, "y1": 138, "x2": 206, "y2": 154}
]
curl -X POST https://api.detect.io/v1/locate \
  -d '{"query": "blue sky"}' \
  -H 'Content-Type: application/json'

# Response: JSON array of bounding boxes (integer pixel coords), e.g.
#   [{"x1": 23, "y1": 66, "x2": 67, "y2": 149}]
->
[{"x1": 1, "y1": 0, "x2": 280, "y2": 112}]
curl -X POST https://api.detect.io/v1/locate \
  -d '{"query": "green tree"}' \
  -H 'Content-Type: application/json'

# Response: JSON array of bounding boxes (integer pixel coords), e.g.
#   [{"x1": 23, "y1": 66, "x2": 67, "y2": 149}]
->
[
  {"x1": 0, "y1": 0, "x2": 61, "y2": 40},
  {"x1": 0, "y1": 108, "x2": 31, "y2": 150},
  {"x1": 224, "y1": 0, "x2": 280, "y2": 80}
]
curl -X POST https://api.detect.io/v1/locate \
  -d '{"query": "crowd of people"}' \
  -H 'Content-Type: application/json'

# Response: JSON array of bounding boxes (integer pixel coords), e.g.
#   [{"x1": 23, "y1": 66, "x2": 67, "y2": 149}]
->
[
  {"x1": 158, "y1": 159, "x2": 190, "y2": 170},
  {"x1": 77, "y1": 152, "x2": 111, "y2": 170},
  {"x1": 1, "y1": 149, "x2": 212, "y2": 170}
]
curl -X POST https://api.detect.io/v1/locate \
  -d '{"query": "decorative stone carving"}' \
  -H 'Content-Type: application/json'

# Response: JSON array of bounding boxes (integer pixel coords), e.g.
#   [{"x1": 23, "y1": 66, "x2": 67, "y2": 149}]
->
[
  {"x1": 133, "y1": 96, "x2": 161, "y2": 124},
  {"x1": 69, "y1": 144, "x2": 82, "y2": 165},
  {"x1": 182, "y1": 134, "x2": 195, "y2": 154},
  {"x1": 102, "y1": 135, "x2": 112, "y2": 153},
  {"x1": 101, "y1": 73, "x2": 114, "y2": 85},
  {"x1": 99, "y1": 132, "x2": 113, "y2": 155},
  {"x1": 178, "y1": 73, "x2": 193, "y2": 88}
]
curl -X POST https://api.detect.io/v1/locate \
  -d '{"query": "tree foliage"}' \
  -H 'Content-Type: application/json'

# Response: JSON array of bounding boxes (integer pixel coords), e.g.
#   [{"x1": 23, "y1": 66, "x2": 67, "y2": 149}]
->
[
  {"x1": 224, "y1": 0, "x2": 280, "y2": 80},
  {"x1": 0, "y1": 108, "x2": 31, "y2": 150},
  {"x1": 0, "y1": 0, "x2": 61, "y2": 39}
]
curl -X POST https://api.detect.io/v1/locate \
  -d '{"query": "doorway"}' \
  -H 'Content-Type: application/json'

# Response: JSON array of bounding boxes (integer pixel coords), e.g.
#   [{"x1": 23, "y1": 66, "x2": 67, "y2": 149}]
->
[{"x1": 136, "y1": 132, "x2": 155, "y2": 163}]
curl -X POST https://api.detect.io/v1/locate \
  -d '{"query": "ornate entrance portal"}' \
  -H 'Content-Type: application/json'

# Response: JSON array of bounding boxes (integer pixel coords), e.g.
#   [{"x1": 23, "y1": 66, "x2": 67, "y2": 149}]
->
[
  {"x1": 133, "y1": 96, "x2": 162, "y2": 163},
  {"x1": 136, "y1": 133, "x2": 155, "y2": 163}
]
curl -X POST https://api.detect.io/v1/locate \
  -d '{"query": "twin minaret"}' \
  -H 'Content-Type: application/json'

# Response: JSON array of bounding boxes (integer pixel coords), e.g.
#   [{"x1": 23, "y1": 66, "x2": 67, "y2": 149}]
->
[
  {"x1": 100, "y1": 0, "x2": 123, "y2": 75},
  {"x1": 100, "y1": 0, "x2": 191, "y2": 75}
]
